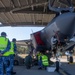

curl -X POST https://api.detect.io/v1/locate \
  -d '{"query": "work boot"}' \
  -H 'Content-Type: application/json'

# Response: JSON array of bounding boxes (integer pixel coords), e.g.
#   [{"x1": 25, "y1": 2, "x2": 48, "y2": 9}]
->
[{"x1": 11, "y1": 71, "x2": 16, "y2": 74}]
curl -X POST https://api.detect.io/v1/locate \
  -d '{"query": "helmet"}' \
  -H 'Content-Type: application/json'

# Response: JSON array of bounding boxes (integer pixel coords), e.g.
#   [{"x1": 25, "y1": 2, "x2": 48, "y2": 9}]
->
[
  {"x1": 12, "y1": 38, "x2": 16, "y2": 42},
  {"x1": 1, "y1": 32, "x2": 7, "y2": 36}
]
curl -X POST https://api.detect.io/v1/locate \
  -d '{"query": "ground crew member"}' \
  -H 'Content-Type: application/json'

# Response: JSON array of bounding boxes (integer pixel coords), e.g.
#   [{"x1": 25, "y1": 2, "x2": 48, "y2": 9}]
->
[
  {"x1": 9, "y1": 38, "x2": 17, "y2": 74},
  {"x1": 4, "y1": 38, "x2": 17, "y2": 74},
  {"x1": 36, "y1": 51, "x2": 42, "y2": 69},
  {"x1": 24, "y1": 52, "x2": 32, "y2": 69},
  {"x1": 38, "y1": 51, "x2": 49, "y2": 70},
  {"x1": 0, "y1": 32, "x2": 11, "y2": 75},
  {"x1": 45, "y1": 50, "x2": 54, "y2": 65},
  {"x1": 41, "y1": 52, "x2": 49, "y2": 69}
]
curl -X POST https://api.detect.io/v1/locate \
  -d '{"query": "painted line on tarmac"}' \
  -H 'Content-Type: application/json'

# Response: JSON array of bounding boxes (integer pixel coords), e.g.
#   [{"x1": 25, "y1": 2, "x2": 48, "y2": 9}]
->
[
  {"x1": 58, "y1": 68, "x2": 71, "y2": 75},
  {"x1": 59, "y1": 69, "x2": 67, "y2": 75}
]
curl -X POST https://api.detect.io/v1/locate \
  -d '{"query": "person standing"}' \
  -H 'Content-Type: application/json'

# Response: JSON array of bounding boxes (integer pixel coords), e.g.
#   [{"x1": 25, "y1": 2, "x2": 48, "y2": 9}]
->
[
  {"x1": 45, "y1": 50, "x2": 54, "y2": 66},
  {"x1": 0, "y1": 32, "x2": 11, "y2": 75},
  {"x1": 24, "y1": 52, "x2": 32, "y2": 69},
  {"x1": 3, "y1": 38, "x2": 17, "y2": 74},
  {"x1": 9, "y1": 38, "x2": 17, "y2": 74},
  {"x1": 36, "y1": 51, "x2": 42, "y2": 69}
]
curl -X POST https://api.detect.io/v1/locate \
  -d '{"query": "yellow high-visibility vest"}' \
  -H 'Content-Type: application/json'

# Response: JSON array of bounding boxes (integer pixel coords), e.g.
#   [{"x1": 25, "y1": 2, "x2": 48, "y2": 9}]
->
[
  {"x1": 37, "y1": 53, "x2": 42, "y2": 60},
  {"x1": 0, "y1": 37, "x2": 8, "y2": 50},
  {"x1": 9, "y1": 42, "x2": 15, "y2": 55},
  {"x1": 3, "y1": 42, "x2": 15, "y2": 56},
  {"x1": 0, "y1": 37, "x2": 9, "y2": 56},
  {"x1": 42, "y1": 55, "x2": 49, "y2": 66}
]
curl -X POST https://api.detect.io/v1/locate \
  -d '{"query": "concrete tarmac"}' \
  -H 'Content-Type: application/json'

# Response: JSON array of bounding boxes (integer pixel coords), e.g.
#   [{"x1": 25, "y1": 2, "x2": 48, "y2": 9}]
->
[
  {"x1": 13, "y1": 56, "x2": 75, "y2": 75},
  {"x1": 14, "y1": 63, "x2": 75, "y2": 75},
  {"x1": 60, "y1": 63, "x2": 75, "y2": 75},
  {"x1": 14, "y1": 66, "x2": 60, "y2": 75}
]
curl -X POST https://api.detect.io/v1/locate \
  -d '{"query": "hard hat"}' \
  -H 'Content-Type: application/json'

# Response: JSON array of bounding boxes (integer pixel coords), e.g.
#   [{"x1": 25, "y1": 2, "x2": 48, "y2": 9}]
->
[
  {"x1": 1, "y1": 32, "x2": 7, "y2": 36},
  {"x1": 12, "y1": 38, "x2": 16, "y2": 42}
]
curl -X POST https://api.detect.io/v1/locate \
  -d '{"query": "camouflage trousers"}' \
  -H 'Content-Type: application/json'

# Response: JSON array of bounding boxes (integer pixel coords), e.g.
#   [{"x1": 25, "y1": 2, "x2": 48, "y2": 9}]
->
[
  {"x1": 0, "y1": 56, "x2": 11, "y2": 75},
  {"x1": 8, "y1": 55, "x2": 14, "y2": 72}
]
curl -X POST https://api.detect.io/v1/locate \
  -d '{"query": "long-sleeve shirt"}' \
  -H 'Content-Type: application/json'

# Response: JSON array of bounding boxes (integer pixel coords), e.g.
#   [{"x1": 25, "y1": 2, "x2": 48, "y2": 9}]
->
[{"x1": 14, "y1": 43, "x2": 17, "y2": 53}]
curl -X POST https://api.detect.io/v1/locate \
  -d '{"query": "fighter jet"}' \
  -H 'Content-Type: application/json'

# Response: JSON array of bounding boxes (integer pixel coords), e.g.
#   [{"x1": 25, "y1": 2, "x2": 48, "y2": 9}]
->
[
  {"x1": 31, "y1": 0, "x2": 75, "y2": 49},
  {"x1": 31, "y1": 0, "x2": 75, "y2": 70}
]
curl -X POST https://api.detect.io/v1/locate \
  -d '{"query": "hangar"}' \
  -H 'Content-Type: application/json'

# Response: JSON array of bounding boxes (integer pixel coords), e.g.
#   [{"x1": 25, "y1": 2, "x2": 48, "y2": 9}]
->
[
  {"x1": 0, "y1": 0, "x2": 75, "y2": 54},
  {"x1": 0, "y1": 0, "x2": 75, "y2": 63},
  {"x1": 0, "y1": 0, "x2": 75, "y2": 75}
]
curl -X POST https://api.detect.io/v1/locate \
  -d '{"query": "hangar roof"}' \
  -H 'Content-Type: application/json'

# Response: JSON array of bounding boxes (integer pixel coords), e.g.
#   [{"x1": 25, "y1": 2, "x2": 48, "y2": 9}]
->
[{"x1": 0, "y1": 0, "x2": 75, "y2": 27}]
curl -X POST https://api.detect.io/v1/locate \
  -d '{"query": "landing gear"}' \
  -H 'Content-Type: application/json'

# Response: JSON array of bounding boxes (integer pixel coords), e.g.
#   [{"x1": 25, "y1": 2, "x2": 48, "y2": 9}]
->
[
  {"x1": 55, "y1": 53, "x2": 60, "y2": 72},
  {"x1": 65, "y1": 51, "x2": 73, "y2": 63},
  {"x1": 56, "y1": 61, "x2": 59, "y2": 72},
  {"x1": 52, "y1": 45, "x2": 62, "y2": 72}
]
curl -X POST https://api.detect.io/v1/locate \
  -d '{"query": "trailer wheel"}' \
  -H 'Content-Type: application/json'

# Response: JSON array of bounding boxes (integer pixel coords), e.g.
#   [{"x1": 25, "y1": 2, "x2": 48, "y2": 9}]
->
[{"x1": 14, "y1": 60, "x2": 19, "y2": 65}]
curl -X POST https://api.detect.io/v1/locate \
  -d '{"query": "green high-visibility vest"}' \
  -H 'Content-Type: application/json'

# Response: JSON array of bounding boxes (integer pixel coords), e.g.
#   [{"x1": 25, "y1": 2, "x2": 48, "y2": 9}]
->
[
  {"x1": 3, "y1": 42, "x2": 15, "y2": 56},
  {"x1": 9, "y1": 42, "x2": 15, "y2": 55},
  {"x1": 37, "y1": 53, "x2": 42, "y2": 60},
  {"x1": 42, "y1": 55, "x2": 49, "y2": 66},
  {"x1": 0, "y1": 37, "x2": 9, "y2": 56},
  {"x1": 0, "y1": 37, "x2": 8, "y2": 50}
]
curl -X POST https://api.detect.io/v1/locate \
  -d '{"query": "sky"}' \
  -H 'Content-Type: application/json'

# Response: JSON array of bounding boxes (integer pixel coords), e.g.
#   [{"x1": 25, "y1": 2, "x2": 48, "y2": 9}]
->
[{"x1": 0, "y1": 26, "x2": 44, "y2": 41}]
